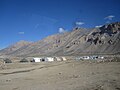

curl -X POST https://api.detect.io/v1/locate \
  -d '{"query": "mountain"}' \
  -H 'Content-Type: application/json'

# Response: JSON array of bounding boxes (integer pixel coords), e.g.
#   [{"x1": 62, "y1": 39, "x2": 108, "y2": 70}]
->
[
  {"x1": 0, "y1": 22, "x2": 120, "y2": 57},
  {"x1": 0, "y1": 40, "x2": 32, "y2": 56}
]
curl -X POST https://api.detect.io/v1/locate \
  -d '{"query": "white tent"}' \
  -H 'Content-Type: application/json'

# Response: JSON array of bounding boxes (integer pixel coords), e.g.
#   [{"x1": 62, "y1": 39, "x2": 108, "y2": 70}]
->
[
  {"x1": 33, "y1": 58, "x2": 42, "y2": 62},
  {"x1": 45, "y1": 57, "x2": 54, "y2": 62},
  {"x1": 54, "y1": 57, "x2": 62, "y2": 61},
  {"x1": 82, "y1": 56, "x2": 90, "y2": 60},
  {"x1": 62, "y1": 57, "x2": 67, "y2": 61}
]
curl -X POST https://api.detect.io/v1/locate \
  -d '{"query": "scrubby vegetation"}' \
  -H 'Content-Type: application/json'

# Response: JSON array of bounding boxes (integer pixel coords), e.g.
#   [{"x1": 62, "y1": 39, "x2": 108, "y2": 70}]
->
[
  {"x1": 4, "y1": 58, "x2": 12, "y2": 63},
  {"x1": 112, "y1": 57, "x2": 120, "y2": 62},
  {"x1": 20, "y1": 58, "x2": 29, "y2": 63}
]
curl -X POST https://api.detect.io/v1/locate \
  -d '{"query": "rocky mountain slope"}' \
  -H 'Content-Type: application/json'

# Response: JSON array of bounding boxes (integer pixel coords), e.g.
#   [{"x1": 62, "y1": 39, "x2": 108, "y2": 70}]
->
[
  {"x1": 0, "y1": 22, "x2": 120, "y2": 57},
  {"x1": 0, "y1": 40, "x2": 32, "y2": 56}
]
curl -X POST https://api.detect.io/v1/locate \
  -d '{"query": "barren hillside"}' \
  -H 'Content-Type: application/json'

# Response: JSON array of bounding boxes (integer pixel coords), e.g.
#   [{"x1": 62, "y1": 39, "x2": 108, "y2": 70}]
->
[{"x1": 0, "y1": 22, "x2": 120, "y2": 57}]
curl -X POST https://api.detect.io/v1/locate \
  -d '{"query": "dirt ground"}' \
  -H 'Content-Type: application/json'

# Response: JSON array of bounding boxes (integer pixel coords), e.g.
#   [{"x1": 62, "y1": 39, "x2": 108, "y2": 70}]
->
[{"x1": 0, "y1": 60, "x2": 120, "y2": 90}]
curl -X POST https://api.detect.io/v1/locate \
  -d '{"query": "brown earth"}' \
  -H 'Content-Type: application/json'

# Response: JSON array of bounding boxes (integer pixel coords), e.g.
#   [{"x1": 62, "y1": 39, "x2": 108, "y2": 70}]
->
[{"x1": 0, "y1": 60, "x2": 120, "y2": 90}]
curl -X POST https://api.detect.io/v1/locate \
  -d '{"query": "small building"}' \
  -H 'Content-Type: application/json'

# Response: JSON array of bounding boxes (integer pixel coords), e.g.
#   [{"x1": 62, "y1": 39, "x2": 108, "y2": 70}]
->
[
  {"x1": 54, "y1": 57, "x2": 63, "y2": 61},
  {"x1": 83, "y1": 56, "x2": 90, "y2": 60},
  {"x1": 45, "y1": 57, "x2": 54, "y2": 62},
  {"x1": 33, "y1": 58, "x2": 44, "y2": 62},
  {"x1": 90, "y1": 56, "x2": 104, "y2": 60},
  {"x1": 98, "y1": 56, "x2": 104, "y2": 59},
  {"x1": 62, "y1": 57, "x2": 67, "y2": 61}
]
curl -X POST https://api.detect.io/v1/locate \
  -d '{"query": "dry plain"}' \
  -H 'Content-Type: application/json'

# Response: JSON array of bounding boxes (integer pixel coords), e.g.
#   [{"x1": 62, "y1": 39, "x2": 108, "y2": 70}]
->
[{"x1": 0, "y1": 60, "x2": 120, "y2": 90}]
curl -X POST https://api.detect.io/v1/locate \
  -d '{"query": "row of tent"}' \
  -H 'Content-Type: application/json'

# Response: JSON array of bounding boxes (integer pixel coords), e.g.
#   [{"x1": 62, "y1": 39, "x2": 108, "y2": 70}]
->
[
  {"x1": 31, "y1": 57, "x2": 67, "y2": 62},
  {"x1": 76, "y1": 56, "x2": 104, "y2": 60}
]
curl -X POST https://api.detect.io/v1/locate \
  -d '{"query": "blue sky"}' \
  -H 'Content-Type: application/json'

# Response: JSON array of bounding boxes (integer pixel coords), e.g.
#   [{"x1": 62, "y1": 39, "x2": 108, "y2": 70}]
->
[{"x1": 0, "y1": 0, "x2": 120, "y2": 49}]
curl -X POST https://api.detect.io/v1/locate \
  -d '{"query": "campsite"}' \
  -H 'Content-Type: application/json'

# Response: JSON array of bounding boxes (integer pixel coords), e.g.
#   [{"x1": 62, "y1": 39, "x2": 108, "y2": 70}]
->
[{"x1": 0, "y1": 0, "x2": 120, "y2": 90}]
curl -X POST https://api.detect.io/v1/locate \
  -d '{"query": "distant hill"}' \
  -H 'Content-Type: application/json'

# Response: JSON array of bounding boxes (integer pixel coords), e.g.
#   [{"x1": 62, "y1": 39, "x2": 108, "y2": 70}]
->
[{"x1": 0, "y1": 22, "x2": 120, "y2": 57}]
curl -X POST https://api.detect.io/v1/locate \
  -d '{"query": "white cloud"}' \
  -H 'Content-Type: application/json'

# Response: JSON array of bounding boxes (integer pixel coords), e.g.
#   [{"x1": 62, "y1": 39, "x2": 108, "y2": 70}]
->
[
  {"x1": 95, "y1": 25, "x2": 102, "y2": 28},
  {"x1": 104, "y1": 15, "x2": 115, "y2": 20},
  {"x1": 18, "y1": 32, "x2": 24, "y2": 34},
  {"x1": 76, "y1": 22, "x2": 84, "y2": 25},
  {"x1": 59, "y1": 28, "x2": 66, "y2": 33}
]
